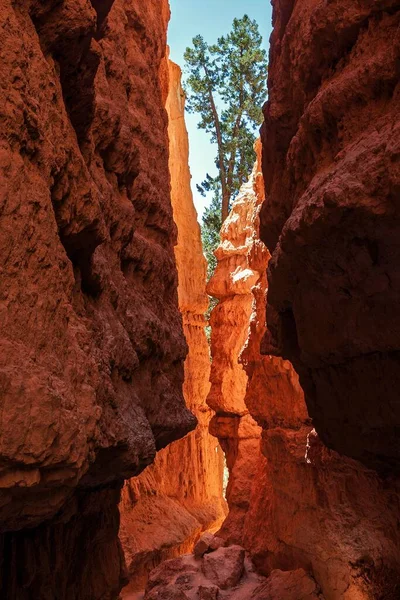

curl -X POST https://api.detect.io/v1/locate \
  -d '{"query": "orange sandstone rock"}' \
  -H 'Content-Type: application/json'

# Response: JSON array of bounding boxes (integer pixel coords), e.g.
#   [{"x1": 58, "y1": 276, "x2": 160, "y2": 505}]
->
[
  {"x1": 207, "y1": 143, "x2": 269, "y2": 543},
  {"x1": 209, "y1": 142, "x2": 400, "y2": 598},
  {"x1": 119, "y1": 58, "x2": 226, "y2": 593},
  {"x1": 261, "y1": 0, "x2": 400, "y2": 473},
  {"x1": 0, "y1": 2, "x2": 196, "y2": 598}
]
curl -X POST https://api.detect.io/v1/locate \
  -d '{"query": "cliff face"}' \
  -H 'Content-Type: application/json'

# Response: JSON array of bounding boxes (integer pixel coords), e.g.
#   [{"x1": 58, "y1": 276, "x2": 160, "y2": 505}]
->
[
  {"x1": 209, "y1": 146, "x2": 400, "y2": 598},
  {"x1": 0, "y1": 2, "x2": 196, "y2": 598},
  {"x1": 260, "y1": 0, "x2": 400, "y2": 472},
  {"x1": 206, "y1": 144, "x2": 267, "y2": 545},
  {"x1": 119, "y1": 58, "x2": 226, "y2": 593}
]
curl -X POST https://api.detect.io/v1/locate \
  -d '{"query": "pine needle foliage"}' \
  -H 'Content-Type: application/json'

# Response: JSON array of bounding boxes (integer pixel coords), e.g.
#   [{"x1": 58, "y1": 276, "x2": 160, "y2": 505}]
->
[{"x1": 183, "y1": 15, "x2": 268, "y2": 290}]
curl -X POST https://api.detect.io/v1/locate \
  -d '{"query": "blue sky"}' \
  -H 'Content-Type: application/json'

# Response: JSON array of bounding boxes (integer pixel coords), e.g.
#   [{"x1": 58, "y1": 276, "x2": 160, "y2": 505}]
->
[{"x1": 168, "y1": 0, "x2": 273, "y2": 220}]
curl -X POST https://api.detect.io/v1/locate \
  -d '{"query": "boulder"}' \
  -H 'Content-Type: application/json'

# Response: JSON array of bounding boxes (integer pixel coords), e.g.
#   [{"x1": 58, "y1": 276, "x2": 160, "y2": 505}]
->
[
  {"x1": 201, "y1": 545, "x2": 245, "y2": 590},
  {"x1": 194, "y1": 533, "x2": 224, "y2": 559},
  {"x1": 146, "y1": 557, "x2": 197, "y2": 593}
]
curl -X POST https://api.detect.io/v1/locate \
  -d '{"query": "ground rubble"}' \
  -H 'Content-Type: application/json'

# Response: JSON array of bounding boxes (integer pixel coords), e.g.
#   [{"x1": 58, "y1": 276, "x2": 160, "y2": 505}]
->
[{"x1": 137, "y1": 534, "x2": 323, "y2": 600}]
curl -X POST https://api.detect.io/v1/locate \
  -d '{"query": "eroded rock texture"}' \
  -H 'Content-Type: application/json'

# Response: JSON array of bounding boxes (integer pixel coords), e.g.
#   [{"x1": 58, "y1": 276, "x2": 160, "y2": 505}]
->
[
  {"x1": 207, "y1": 145, "x2": 267, "y2": 544},
  {"x1": 142, "y1": 539, "x2": 265, "y2": 599},
  {"x1": 140, "y1": 533, "x2": 322, "y2": 600},
  {"x1": 120, "y1": 58, "x2": 226, "y2": 593},
  {"x1": 206, "y1": 145, "x2": 305, "y2": 549},
  {"x1": 0, "y1": 2, "x2": 196, "y2": 598},
  {"x1": 260, "y1": 0, "x2": 400, "y2": 472},
  {"x1": 210, "y1": 147, "x2": 400, "y2": 598}
]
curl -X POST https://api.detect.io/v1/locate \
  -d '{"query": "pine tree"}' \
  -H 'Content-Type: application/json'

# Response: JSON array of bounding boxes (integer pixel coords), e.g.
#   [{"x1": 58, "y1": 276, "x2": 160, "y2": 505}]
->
[{"x1": 184, "y1": 14, "x2": 268, "y2": 241}]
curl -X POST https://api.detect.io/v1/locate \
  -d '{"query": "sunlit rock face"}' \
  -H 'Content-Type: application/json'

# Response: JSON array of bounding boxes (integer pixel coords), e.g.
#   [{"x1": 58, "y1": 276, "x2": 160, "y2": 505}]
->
[
  {"x1": 260, "y1": 0, "x2": 400, "y2": 473},
  {"x1": 119, "y1": 58, "x2": 226, "y2": 594},
  {"x1": 206, "y1": 143, "x2": 268, "y2": 545},
  {"x1": 0, "y1": 2, "x2": 196, "y2": 598},
  {"x1": 209, "y1": 145, "x2": 400, "y2": 598}
]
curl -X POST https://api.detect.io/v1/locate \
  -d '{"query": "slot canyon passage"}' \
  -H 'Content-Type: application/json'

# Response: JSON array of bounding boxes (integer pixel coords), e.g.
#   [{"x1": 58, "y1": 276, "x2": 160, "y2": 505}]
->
[{"x1": 0, "y1": 0, "x2": 400, "y2": 599}]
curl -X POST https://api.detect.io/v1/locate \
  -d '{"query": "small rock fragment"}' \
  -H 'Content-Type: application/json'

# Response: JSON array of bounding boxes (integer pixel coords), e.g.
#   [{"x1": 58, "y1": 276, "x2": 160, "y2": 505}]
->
[
  {"x1": 194, "y1": 532, "x2": 216, "y2": 558},
  {"x1": 194, "y1": 532, "x2": 224, "y2": 559},
  {"x1": 193, "y1": 531, "x2": 214, "y2": 559},
  {"x1": 202, "y1": 545, "x2": 245, "y2": 589},
  {"x1": 209, "y1": 536, "x2": 224, "y2": 552}
]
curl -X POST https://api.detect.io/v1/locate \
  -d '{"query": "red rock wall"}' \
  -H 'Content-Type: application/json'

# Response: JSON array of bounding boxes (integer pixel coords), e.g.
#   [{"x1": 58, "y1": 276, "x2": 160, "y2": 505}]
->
[
  {"x1": 260, "y1": 0, "x2": 400, "y2": 473},
  {"x1": 206, "y1": 143, "x2": 268, "y2": 544},
  {"x1": 119, "y1": 58, "x2": 226, "y2": 594},
  {"x1": 210, "y1": 145, "x2": 400, "y2": 598},
  {"x1": 0, "y1": 2, "x2": 196, "y2": 598}
]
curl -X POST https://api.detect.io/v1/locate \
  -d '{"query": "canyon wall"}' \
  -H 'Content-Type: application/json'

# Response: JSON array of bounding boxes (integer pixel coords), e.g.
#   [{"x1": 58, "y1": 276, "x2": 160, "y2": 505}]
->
[
  {"x1": 206, "y1": 143, "x2": 267, "y2": 545},
  {"x1": 0, "y1": 2, "x2": 197, "y2": 598},
  {"x1": 209, "y1": 144, "x2": 400, "y2": 599},
  {"x1": 260, "y1": 0, "x2": 400, "y2": 473},
  {"x1": 119, "y1": 58, "x2": 226, "y2": 594}
]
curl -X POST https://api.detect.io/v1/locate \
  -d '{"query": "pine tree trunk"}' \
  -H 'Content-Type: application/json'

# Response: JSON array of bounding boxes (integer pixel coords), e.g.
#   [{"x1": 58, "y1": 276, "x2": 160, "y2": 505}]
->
[{"x1": 221, "y1": 192, "x2": 230, "y2": 223}]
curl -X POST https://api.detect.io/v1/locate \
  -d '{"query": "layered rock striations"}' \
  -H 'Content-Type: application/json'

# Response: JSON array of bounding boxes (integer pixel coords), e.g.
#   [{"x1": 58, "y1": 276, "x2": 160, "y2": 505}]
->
[
  {"x1": 209, "y1": 146, "x2": 400, "y2": 598},
  {"x1": 260, "y1": 0, "x2": 400, "y2": 472},
  {"x1": 206, "y1": 144, "x2": 267, "y2": 545},
  {"x1": 120, "y1": 58, "x2": 226, "y2": 593},
  {"x1": 0, "y1": 2, "x2": 196, "y2": 598}
]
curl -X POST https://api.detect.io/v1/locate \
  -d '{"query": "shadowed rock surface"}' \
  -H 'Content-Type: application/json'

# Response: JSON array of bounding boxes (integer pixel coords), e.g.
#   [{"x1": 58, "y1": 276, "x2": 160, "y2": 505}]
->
[
  {"x1": 208, "y1": 144, "x2": 400, "y2": 597},
  {"x1": 2, "y1": 0, "x2": 400, "y2": 598},
  {"x1": 0, "y1": 1, "x2": 196, "y2": 598},
  {"x1": 260, "y1": 0, "x2": 400, "y2": 472},
  {"x1": 138, "y1": 535, "x2": 323, "y2": 600}
]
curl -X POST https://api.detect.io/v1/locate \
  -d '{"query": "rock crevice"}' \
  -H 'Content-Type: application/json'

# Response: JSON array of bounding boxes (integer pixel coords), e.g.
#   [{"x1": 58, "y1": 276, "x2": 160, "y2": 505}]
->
[
  {"x1": 119, "y1": 57, "x2": 226, "y2": 594},
  {"x1": 207, "y1": 139, "x2": 400, "y2": 598}
]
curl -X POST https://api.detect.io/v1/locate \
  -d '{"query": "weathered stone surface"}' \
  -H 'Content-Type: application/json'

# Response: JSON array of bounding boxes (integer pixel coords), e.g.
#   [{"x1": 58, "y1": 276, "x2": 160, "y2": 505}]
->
[
  {"x1": 206, "y1": 147, "x2": 268, "y2": 543},
  {"x1": 0, "y1": 1, "x2": 196, "y2": 598},
  {"x1": 260, "y1": 0, "x2": 400, "y2": 472},
  {"x1": 0, "y1": 484, "x2": 127, "y2": 600},
  {"x1": 146, "y1": 556, "x2": 198, "y2": 593},
  {"x1": 251, "y1": 569, "x2": 322, "y2": 600},
  {"x1": 194, "y1": 532, "x2": 219, "y2": 559},
  {"x1": 198, "y1": 585, "x2": 220, "y2": 600},
  {"x1": 193, "y1": 531, "x2": 216, "y2": 558},
  {"x1": 202, "y1": 545, "x2": 245, "y2": 590},
  {"x1": 209, "y1": 144, "x2": 400, "y2": 598},
  {"x1": 142, "y1": 546, "x2": 324, "y2": 600},
  {"x1": 119, "y1": 57, "x2": 226, "y2": 594},
  {"x1": 143, "y1": 546, "x2": 266, "y2": 600},
  {"x1": 146, "y1": 587, "x2": 189, "y2": 600}
]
